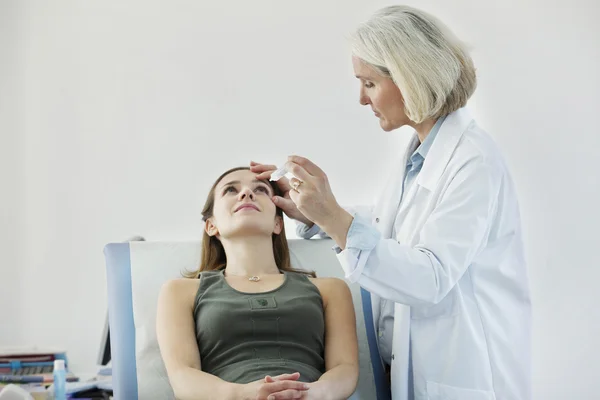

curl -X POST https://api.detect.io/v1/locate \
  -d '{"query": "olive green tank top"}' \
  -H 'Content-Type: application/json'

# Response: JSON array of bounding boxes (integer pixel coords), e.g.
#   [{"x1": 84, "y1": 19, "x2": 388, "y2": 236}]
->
[{"x1": 194, "y1": 270, "x2": 325, "y2": 384}]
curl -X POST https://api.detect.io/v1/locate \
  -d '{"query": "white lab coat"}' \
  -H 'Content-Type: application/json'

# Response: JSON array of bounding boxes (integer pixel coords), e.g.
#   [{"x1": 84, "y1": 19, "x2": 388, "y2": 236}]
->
[{"x1": 337, "y1": 108, "x2": 532, "y2": 400}]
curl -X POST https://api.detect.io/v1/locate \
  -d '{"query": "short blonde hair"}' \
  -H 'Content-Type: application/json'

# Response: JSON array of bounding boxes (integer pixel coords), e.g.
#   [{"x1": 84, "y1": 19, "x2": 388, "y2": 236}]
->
[{"x1": 351, "y1": 5, "x2": 476, "y2": 123}]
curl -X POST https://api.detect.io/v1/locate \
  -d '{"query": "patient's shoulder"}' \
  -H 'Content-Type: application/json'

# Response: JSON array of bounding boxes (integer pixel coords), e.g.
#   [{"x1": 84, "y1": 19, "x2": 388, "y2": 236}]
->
[
  {"x1": 159, "y1": 278, "x2": 201, "y2": 304},
  {"x1": 308, "y1": 276, "x2": 346, "y2": 287},
  {"x1": 308, "y1": 277, "x2": 351, "y2": 307},
  {"x1": 162, "y1": 277, "x2": 201, "y2": 289}
]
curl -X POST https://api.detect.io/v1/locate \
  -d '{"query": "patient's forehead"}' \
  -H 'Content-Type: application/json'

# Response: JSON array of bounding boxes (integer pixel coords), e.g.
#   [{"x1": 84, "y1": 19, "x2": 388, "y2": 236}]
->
[
  {"x1": 219, "y1": 170, "x2": 256, "y2": 185},
  {"x1": 217, "y1": 169, "x2": 271, "y2": 190}
]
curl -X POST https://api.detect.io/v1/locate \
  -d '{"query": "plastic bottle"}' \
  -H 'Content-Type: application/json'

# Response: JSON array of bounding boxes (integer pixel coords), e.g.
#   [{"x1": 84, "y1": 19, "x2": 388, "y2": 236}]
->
[
  {"x1": 52, "y1": 360, "x2": 66, "y2": 400},
  {"x1": 270, "y1": 165, "x2": 289, "y2": 181}
]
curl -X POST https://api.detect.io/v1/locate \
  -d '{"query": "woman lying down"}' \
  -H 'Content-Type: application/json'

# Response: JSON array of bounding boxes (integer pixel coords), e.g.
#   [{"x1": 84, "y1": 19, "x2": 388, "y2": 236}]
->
[{"x1": 156, "y1": 167, "x2": 359, "y2": 400}]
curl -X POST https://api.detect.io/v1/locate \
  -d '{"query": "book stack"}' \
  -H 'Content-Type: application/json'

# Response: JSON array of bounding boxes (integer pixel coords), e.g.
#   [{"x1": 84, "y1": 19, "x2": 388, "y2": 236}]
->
[{"x1": 0, "y1": 347, "x2": 78, "y2": 398}]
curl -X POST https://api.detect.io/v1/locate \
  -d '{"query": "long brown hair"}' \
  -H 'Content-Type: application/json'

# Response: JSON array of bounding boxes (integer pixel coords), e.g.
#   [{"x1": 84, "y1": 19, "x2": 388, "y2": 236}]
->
[{"x1": 184, "y1": 166, "x2": 315, "y2": 278}]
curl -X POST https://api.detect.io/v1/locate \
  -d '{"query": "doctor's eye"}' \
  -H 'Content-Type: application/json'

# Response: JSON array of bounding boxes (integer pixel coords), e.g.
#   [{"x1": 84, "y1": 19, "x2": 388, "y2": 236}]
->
[{"x1": 364, "y1": 82, "x2": 375, "y2": 89}]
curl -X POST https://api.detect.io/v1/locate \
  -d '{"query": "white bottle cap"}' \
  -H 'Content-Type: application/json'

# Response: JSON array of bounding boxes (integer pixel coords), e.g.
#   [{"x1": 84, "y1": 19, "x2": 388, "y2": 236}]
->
[{"x1": 54, "y1": 359, "x2": 65, "y2": 370}]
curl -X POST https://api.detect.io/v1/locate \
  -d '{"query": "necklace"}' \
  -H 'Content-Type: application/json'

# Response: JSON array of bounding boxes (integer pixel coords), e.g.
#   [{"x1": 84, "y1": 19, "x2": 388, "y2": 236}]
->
[{"x1": 223, "y1": 270, "x2": 262, "y2": 282}]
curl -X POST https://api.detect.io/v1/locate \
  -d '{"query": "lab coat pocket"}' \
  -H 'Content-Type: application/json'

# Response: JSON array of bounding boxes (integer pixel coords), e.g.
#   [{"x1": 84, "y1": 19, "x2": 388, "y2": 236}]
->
[
  {"x1": 426, "y1": 381, "x2": 496, "y2": 400},
  {"x1": 410, "y1": 289, "x2": 459, "y2": 320}
]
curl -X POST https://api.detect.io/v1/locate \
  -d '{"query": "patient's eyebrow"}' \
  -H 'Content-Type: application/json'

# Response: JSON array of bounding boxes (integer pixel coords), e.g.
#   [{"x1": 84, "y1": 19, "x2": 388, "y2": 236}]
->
[{"x1": 220, "y1": 180, "x2": 240, "y2": 188}]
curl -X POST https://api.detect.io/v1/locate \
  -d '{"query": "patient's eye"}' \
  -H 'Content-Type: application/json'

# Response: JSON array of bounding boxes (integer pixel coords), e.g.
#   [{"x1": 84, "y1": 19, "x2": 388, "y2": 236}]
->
[
  {"x1": 255, "y1": 185, "x2": 270, "y2": 194},
  {"x1": 364, "y1": 81, "x2": 374, "y2": 89},
  {"x1": 223, "y1": 186, "x2": 237, "y2": 195}
]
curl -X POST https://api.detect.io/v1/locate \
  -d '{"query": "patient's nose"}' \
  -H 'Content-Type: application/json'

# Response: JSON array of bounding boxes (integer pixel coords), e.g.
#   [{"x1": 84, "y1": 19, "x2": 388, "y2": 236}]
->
[{"x1": 239, "y1": 187, "x2": 255, "y2": 200}]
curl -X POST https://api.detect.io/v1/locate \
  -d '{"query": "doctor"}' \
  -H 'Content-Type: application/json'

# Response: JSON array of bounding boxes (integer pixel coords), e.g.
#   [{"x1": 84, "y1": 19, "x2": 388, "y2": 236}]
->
[{"x1": 251, "y1": 5, "x2": 531, "y2": 400}]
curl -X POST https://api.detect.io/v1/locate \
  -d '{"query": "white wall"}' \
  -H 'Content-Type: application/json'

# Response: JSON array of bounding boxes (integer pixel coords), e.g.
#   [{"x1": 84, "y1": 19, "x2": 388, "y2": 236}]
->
[
  {"x1": 2, "y1": 0, "x2": 599, "y2": 398},
  {"x1": 0, "y1": 1, "x2": 24, "y2": 346}
]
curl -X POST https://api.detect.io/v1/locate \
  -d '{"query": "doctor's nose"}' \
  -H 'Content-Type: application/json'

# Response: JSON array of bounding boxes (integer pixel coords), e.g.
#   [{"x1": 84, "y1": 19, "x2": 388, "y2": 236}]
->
[{"x1": 359, "y1": 88, "x2": 370, "y2": 106}]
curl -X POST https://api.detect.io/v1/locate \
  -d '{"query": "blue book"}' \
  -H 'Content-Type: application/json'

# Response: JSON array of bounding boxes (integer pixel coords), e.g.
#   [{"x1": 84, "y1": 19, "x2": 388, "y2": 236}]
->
[{"x1": 0, "y1": 375, "x2": 48, "y2": 383}]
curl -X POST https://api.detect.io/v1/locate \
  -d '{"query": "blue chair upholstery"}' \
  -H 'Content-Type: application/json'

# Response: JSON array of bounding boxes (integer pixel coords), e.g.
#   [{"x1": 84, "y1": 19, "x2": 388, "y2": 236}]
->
[
  {"x1": 105, "y1": 243, "x2": 138, "y2": 399},
  {"x1": 104, "y1": 239, "x2": 385, "y2": 399}
]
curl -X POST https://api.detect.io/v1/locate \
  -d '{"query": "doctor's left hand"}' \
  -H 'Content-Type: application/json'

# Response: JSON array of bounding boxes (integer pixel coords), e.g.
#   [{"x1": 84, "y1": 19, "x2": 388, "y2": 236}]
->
[{"x1": 283, "y1": 156, "x2": 343, "y2": 229}]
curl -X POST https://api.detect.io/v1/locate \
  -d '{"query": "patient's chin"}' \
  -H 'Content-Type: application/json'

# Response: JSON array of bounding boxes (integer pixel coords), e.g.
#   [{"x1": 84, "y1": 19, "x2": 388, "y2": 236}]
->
[{"x1": 222, "y1": 222, "x2": 275, "y2": 239}]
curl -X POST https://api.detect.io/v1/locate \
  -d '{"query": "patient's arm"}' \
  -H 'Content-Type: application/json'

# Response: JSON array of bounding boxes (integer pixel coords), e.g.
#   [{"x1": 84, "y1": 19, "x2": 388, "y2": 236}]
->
[
  {"x1": 309, "y1": 278, "x2": 359, "y2": 400},
  {"x1": 156, "y1": 279, "x2": 239, "y2": 400}
]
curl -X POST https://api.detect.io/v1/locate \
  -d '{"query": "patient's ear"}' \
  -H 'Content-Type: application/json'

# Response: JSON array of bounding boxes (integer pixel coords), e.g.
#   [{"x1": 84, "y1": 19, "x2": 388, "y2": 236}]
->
[
  {"x1": 205, "y1": 218, "x2": 219, "y2": 237},
  {"x1": 273, "y1": 215, "x2": 283, "y2": 235}
]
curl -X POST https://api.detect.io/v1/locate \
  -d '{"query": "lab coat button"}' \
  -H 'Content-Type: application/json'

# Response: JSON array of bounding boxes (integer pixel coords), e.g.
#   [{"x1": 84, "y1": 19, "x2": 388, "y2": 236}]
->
[
  {"x1": 392, "y1": 354, "x2": 395, "y2": 360},
  {"x1": 375, "y1": 217, "x2": 380, "y2": 223}
]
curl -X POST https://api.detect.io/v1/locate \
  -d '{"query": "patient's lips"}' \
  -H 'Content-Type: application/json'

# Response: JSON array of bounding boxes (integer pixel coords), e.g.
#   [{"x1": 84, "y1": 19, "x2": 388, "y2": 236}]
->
[{"x1": 235, "y1": 203, "x2": 259, "y2": 212}]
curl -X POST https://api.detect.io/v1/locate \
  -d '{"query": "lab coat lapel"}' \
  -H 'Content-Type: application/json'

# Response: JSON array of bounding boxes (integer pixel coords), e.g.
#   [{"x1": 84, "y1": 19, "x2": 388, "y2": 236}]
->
[{"x1": 417, "y1": 108, "x2": 474, "y2": 191}]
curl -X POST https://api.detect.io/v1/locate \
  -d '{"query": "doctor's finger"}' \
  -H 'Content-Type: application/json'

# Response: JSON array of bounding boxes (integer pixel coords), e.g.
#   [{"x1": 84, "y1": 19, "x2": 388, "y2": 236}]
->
[
  {"x1": 288, "y1": 177, "x2": 304, "y2": 193},
  {"x1": 266, "y1": 175, "x2": 292, "y2": 194},
  {"x1": 255, "y1": 171, "x2": 275, "y2": 181},
  {"x1": 253, "y1": 168, "x2": 280, "y2": 181},
  {"x1": 250, "y1": 162, "x2": 277, "y2": 173},
  {"x1": 288, "y1": 185, "x2": 301, "y2": 205},
  {"x1": 288, "y1": 155, "x2": 325, "y2": 177},
  {"x1": 250, "y1": 161, "x2": 276, "y2": 170},
  {"x1": 284, "y1": 161, "x2": 312, "y2": 183}
]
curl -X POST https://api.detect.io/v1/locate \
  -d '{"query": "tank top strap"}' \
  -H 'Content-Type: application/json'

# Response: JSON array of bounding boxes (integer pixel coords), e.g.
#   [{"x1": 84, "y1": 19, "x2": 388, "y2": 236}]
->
[{"x1": 194, "y1": 270, "x2": 224, "y2": 305}]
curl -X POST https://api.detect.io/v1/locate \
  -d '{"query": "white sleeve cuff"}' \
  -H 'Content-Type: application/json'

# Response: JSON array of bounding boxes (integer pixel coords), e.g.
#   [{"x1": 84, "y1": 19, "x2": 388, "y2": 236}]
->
[{"x1": 335, "y1": 248, "x2": 372, "y2": 283}]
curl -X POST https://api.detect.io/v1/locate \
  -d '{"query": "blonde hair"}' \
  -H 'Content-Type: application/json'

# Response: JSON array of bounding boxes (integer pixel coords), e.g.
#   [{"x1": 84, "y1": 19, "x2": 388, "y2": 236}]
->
[{"x1": 351, "y1": 5, "x2": 477, "y2": 123}]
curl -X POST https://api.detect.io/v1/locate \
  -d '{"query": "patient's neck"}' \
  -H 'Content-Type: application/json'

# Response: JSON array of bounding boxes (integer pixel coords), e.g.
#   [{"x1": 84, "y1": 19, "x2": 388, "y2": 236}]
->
[{"x1": 220, "y1": 235, "x2": 280, "y2": 277}]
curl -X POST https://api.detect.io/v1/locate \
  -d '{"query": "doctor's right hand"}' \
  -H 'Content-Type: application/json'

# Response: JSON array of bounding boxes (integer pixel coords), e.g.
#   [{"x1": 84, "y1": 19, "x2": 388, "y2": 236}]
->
[{"x1": 250, "y1": 161, "x2": 314, "y2": 227}]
